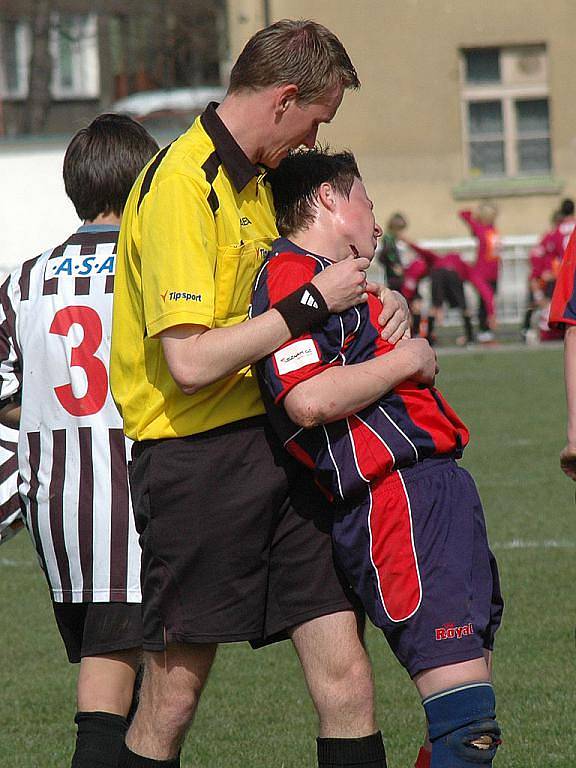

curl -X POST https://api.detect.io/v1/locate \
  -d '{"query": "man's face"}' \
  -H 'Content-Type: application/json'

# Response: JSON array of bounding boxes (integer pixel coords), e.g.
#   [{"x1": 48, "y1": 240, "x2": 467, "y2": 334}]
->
[
  {"x1": 263, "y1": 85, "x2": 344, "y2": 168},
  {"x1": 334, "y1": 178, "x2": 383, "y2": 261}
]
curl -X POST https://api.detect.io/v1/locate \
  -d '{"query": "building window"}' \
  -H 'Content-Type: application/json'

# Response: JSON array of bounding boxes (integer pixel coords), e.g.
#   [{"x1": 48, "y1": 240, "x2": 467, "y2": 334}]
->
[
  {"x1": 0, "y1": 20, "x2": 30, "y2": 99},
  {"x1": 461, "y1": 45, "x2": 551, "y2": 178},
  {"x1": 50, "y1": 13, "x2": 99, "y2": 99}
]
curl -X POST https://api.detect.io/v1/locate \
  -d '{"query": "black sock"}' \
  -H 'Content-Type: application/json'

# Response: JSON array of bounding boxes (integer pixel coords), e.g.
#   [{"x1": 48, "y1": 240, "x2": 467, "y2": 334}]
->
[
  {"x1": 412, "y1": 313, "x2": 421, "y2": 336},
  {"x1": 71, "y1": 711, "x2": 128, "y2": 768},
  {"x1": 317, "y1": 731, "x2": 386, "y2": 767},
  {"x1": 118, "y1": 742, "x2": 180, "y2": 768},
  {"x1": 463, "y1": 315, "x2": 474, "y2": 342},
  {"x1": 426, "y1": 315, "x2": 435, "y2": 339}
]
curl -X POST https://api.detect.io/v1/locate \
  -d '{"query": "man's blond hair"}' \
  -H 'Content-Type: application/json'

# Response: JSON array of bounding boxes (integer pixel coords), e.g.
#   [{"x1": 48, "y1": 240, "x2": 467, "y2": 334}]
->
[{"x1": 229, "y1": 19, "x2": 360, "y2": 104}]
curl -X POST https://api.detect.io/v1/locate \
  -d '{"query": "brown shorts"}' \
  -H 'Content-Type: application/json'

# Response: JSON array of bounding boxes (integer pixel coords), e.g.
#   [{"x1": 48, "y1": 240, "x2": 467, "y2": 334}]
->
[
  {"x1": 129, "y1": 416, "x2": 354, "y2": 651},
  {"x1": 52, "y1": 602, "x2": 142, "y2": 663}
]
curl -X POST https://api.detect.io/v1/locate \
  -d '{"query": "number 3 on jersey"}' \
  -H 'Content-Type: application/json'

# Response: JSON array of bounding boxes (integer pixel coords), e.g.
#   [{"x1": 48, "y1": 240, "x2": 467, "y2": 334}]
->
[{"x1": 49, "y1": 306, "x2": 108, "y2": 416}]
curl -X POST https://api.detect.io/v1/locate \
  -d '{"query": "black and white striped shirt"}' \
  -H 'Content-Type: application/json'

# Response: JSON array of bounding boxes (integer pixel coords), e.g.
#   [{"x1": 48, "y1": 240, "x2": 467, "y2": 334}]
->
[{"x1": 0, "y1": 226, "x2": 140, "y2": 602}]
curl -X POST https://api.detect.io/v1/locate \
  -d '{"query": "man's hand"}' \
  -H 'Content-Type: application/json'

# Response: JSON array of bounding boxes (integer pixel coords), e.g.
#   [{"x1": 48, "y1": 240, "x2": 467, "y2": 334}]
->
[
  {"x1": 366, "y1": 283, "x2": 410, "y2": 343},
  {"x1": 560, "y1": 443, "x2": 576, "y2": 481},
  {"x1": 396, "y1": 337, "x2": 438, "y2": 386},
  {"x1": 311, "y1": 254, "x2": 371, "y2": 313}
]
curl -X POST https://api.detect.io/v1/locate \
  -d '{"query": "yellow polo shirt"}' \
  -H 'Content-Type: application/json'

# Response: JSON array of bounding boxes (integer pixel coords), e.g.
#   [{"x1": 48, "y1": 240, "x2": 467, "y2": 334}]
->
[{"x1": 110, "y1": 103, "x2": 277, "y2": 440}]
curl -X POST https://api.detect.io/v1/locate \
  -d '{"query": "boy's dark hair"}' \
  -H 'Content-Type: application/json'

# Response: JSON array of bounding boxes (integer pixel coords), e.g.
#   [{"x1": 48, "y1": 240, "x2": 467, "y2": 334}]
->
[
  {"x1": 63, "y1": 113, "x2": 159, "y2": 221},
  {"x1": 560, "y1": 198, "x2": 575, "y2": 217},
  {"x1": 229, "y1": 19, "x2": 359, "y2": 104},
  {"x1": 270, "y1": 147, "x2": 361, "y2": 236}
]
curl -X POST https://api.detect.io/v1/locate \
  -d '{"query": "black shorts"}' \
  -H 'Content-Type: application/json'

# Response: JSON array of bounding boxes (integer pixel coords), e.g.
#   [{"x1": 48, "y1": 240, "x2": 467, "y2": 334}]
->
[
  {"x1": 431, "y1": 268, "x2": 467, "y2": 310},
  {"x1": 53, "y1": 602, "x2": 143, "y2": 663},
  {"x1": 130, "y1": 416, "x2": 354, "y2": 651}
]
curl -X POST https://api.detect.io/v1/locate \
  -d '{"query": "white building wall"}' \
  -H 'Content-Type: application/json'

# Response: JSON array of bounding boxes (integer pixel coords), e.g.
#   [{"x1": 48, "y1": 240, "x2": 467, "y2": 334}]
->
[{"x1": 0, "y1": 143, "x2": 80, "y2": 277}]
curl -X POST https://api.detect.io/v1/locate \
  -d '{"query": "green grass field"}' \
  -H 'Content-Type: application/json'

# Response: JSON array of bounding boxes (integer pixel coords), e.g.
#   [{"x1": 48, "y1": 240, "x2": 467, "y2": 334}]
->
[{"x1": 1, "y1": 345, "x2": 573, "y2": 767}]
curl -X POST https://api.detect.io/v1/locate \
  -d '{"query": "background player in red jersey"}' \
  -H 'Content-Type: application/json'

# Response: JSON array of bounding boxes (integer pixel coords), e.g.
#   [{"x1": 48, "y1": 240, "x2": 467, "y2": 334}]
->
[
  {"x1": 459, "y1": 204, "x2": 500, "y2": 342},
  {"x1": 401, "y1": 240, "x2": 477, "y2": 345},
  {"x1": 0, "y1": 115, "x2": 158, "y2": 768},
  {"x1": 252, "y1": 148, "x2": 503, "y2": 768},
  {"x1": 548, "y1": 228, "x2": 576, "y2": 479}
]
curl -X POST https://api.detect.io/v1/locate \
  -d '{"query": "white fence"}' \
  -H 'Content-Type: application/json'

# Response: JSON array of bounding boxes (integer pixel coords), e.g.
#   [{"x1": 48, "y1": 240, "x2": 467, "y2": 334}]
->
[{"x1": 370, "y1": 235, "x2": 539, "y2": 325}]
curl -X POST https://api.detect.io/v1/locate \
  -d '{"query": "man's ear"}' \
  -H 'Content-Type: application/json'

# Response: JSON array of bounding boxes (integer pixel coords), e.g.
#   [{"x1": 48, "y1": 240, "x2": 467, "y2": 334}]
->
[
  {"x1": 273, "y1": 84, "x2": 299, "y2": 116},
  {"x1": 317, "y1": 182, "x2": 337, "y2": 212}
]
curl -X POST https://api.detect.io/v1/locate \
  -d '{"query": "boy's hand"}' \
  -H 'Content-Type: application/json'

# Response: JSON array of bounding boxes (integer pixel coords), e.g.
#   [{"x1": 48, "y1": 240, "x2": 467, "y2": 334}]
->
[
  {"x1": 311, "y1": 254, "x2": 371, "y2": 312},
  {"x1": 560, "y1": 443, "x2": 576, "y2": 481},
  {"x1": 396, "y1": 338, "x2": 438, "y2": 386},
  {"x1": 367, "y1": 284, "x2": 410, "y2": 343}
]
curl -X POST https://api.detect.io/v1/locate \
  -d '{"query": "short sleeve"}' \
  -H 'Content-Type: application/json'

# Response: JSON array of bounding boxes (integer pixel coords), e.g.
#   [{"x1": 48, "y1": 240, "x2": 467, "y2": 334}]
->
[
  {"x1": 549, "y1": 229, "x2": 576, "y2": 328},
  {"x1": 0, "y1": 274, "x2": 22, "y2": 402},
  {"x1": 140, "y1": 173, "x2": 217, "y2": 336},
  {"x1": 252, "y1": 253, "x2": 343, "y2": 404}
]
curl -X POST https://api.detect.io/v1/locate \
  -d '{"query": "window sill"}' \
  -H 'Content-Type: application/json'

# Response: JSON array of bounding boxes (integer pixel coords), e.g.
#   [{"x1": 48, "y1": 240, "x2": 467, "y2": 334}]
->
[{"x1": 452, "y1": 175, "x2": 564, "y2": 200}]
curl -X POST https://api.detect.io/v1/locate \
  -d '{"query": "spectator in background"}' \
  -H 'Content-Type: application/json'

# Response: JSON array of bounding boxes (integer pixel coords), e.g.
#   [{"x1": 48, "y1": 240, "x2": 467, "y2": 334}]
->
[
  {"x1": 459, "y1": 203, "x2": 500, "y2": 342},
  {"x1": 378, "y1": 212, "x2": 407, "y2": 292},
  {"x1": 521, "y1": 209, "x2": 562, "y2": 341},
  {"x1": 0, "y1": 114, "x2": 159, "y2": 768},
  {"x1": 550, "y1": 198, "x2": 575, "y2": 261},
  {"x1": 548, "y1": 228, "x2": 576, "y2": 478}
]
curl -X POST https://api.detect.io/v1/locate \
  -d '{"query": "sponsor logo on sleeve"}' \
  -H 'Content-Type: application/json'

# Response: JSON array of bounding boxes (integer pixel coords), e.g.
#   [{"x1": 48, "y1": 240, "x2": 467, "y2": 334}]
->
[
  {"x1": 161, "y1": 291, "x2": 202, "y2": 303},
  {"x1": 274, "y1": 339, "x2": 320, "y2": 375},
  {"x1": 435, "y1": 622, "x2": 474, "y2": 641}
]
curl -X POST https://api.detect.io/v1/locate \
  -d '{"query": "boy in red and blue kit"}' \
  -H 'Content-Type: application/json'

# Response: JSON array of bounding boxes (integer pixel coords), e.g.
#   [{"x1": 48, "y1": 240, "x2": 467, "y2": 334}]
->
[{"x1": 252, "y1": 149, "x2": 503, "y2": 768}]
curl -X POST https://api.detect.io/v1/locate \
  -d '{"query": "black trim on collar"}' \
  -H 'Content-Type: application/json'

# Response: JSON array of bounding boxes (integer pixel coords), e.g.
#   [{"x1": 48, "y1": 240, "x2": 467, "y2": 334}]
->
[{"x1": 200, "y1": 102, "x2": 260, "y2": 193}]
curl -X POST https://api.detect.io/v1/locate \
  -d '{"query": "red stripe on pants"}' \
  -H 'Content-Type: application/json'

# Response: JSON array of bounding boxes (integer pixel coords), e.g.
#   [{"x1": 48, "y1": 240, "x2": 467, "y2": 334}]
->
[{"x1": 369, "y1": 474, "x2": 421, "y2": 622}]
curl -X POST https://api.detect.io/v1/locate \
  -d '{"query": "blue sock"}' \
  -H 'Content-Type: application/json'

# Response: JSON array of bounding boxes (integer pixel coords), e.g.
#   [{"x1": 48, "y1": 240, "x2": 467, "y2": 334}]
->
[{"x1": 423, "y1": 683, "x2": 501, "y2": 766}]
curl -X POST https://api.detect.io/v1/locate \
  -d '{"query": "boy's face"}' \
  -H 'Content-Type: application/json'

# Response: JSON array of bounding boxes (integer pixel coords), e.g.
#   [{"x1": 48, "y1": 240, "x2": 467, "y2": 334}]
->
[{"x1": 334, "y1": 178, "x2": 383, "y2": 261}]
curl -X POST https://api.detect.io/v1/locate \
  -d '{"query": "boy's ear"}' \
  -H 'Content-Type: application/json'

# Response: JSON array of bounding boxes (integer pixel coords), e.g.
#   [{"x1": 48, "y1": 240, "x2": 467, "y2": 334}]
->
[{"x1": 318, "y1": 182, "x2": 337, "y2": 211}]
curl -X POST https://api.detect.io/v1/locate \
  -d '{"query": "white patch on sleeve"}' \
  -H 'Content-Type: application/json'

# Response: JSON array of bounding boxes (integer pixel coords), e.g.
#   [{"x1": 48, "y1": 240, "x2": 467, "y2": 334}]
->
[{"x1": 274, "y1": 339, "x2": 320, "y2": 375}]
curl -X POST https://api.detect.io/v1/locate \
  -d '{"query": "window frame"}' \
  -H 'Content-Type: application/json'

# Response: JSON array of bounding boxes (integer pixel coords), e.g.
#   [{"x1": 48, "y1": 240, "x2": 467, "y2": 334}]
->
[
  {"x1": 0, "y1": 19, "x2": 31, "y2": 100},
  {"x1": 460, "y1": 46, "x2": 551, "y2": 179}
]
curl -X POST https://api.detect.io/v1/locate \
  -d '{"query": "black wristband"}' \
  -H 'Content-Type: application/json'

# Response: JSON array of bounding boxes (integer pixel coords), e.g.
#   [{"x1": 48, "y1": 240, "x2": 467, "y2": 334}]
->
[{"x1": 273, "y1": 282, "x2": 330, "y2": 338}]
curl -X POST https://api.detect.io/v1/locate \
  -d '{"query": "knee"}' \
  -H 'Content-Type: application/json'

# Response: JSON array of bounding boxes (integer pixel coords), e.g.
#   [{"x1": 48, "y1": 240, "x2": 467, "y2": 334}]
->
[
  {"x1": 323, "y1": 649, "x2": 375, "y2": 711},
  {"x1": 424, "y1": 683, "x2": 501, "y2": 766},
  {"x1": 142, "y1": 673, "x2": 202, "y2": 736}
]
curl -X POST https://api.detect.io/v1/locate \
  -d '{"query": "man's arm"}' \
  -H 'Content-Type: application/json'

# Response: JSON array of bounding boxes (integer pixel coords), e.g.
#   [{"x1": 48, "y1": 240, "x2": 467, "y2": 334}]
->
[
  {"x1": 283, "y1": 338, "x2": 437, "y2": 428},
  {"x1": 560, "y1": 325, "x2": 576, "y2": 480},
  {"x1": 0, "y1": 401, "x2": 20, "y2": 429},
  {"x1": 161, "y1": 254, "x2": 372, "y2": 395}
]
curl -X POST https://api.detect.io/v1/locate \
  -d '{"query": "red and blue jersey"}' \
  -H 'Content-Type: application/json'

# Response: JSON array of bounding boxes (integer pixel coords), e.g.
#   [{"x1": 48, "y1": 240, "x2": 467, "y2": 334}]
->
[
  {"x1": 252, "y1": 238, "x2": 469, "y2": 501},
  {"x1": 549, "y1": 228, "x2": 576, "y2": 328}
]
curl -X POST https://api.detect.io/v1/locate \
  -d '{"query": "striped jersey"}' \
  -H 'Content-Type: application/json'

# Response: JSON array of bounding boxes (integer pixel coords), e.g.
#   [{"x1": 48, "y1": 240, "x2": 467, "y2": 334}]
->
[
  {"x1": 0, "y1": 225, "x2": 140, "y2": 602},
  {"x1": 0, "y1": 423, "x2": 22, "y2": 543},
  {"x1": 252, "y1": 239, "x2": 469, "y2": 501}
]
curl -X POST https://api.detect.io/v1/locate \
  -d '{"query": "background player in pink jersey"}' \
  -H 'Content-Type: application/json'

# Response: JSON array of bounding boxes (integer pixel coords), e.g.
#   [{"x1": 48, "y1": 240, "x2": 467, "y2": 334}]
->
[
  {"x1": 459, "y1": 204, "x2": 500, "y2": 342},
  {"x1": 0, "y1": 115, "x2": 158, "y2": 768},
  {"x1": 252, "y1": 148, "x2": 503, "y2": 768}
]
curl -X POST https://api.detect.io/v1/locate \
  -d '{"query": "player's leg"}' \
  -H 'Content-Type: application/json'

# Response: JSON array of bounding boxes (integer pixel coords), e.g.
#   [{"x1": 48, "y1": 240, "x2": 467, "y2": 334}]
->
[
  {"x1": 73, "y1": 650, "x2": 140, "y2": 768},
  {"x1": 262, "y1": 452, "x2": 386, "y2": 768},
  {"x1": 291, "y1": 611, "x2": 386, "y2": 768},
  {"x1": 53, "y1": 602, "x2": 144, "y2": 768},
  {"x1": 120, "y1": 643, "x2": 217, "y2": 766}
]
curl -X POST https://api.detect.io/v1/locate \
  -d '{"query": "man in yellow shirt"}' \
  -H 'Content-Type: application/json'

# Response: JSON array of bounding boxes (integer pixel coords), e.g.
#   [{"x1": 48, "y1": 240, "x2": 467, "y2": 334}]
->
[{"x1": 111, "y1": 20, "x2": 427, "y2": 768}]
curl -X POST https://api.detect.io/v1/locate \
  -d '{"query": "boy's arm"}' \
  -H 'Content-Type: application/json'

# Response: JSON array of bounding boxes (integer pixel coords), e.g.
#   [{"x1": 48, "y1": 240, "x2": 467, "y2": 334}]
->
[
  {"x1": 0, "y1": 400, "x2": 21, "y2": 429},
  {"x1": 560, "y1": 326, "x2": 576, "y2": 480},
  {"x1": 459, "y1": 209, "x2": 482, "y2": 238},
  {"x1": 404, "y1": 240, "x2": 437, "y2": 267},
  {"x1": 283, "y1": 338, "x2": 437, "y2": 428}
]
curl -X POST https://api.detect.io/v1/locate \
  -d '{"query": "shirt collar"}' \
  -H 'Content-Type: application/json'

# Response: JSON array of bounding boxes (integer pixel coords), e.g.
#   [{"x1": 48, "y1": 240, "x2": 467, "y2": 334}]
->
[
  {"x1": 77, "y1": 224, "x2": 121, "y2": 233},
  {"x1": 200, "y1": 102, "x2": 261, "y2": 193}
]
